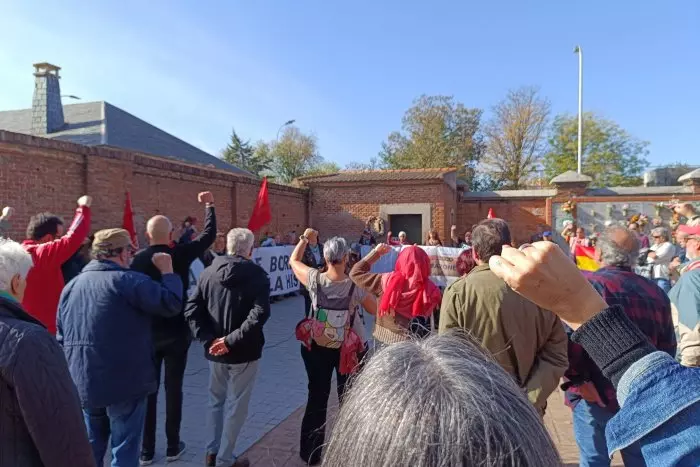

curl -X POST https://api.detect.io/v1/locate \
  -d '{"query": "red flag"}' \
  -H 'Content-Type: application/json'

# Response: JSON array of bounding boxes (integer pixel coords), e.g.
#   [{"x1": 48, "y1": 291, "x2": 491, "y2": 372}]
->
[
  {"x1": 248, "y1": 177, "x2": 272, "y2": 232},
  {"x1": 122, "y1": 191, "x2": 138, "y2": 248},
  {"x1": 487, "y1": 208, "x2": 495, "y2": 219}
]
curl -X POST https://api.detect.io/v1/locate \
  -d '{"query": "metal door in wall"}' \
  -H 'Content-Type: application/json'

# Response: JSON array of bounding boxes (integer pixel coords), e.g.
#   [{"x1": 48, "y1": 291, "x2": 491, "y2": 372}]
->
[{"x1": 388, "y1": 214, "x2": 422, "y2": 244}]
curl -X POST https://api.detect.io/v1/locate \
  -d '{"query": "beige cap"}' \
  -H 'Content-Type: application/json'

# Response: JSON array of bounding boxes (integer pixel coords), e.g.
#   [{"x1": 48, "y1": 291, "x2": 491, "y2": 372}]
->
[{"x1": 92, "y1": 228, "x2": 132, "y2": 250}]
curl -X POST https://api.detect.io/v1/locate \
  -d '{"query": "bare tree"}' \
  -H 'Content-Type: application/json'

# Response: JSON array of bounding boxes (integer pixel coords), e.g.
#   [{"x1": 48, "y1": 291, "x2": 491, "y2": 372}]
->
[{"x1": 483, "y1": 87, "x2": 550, "y2": 189}]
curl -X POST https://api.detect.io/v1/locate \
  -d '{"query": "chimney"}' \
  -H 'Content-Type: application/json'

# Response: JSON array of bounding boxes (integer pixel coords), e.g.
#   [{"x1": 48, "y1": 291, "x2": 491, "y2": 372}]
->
[{"x1": 31, "y1": 63, "x2": 65, "y2": 135}]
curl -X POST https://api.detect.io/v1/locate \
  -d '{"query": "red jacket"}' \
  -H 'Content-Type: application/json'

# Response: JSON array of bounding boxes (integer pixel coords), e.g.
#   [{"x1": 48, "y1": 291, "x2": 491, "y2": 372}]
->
[{"x1": 21, "y1": 206, "x2": 91, "y2": 334}]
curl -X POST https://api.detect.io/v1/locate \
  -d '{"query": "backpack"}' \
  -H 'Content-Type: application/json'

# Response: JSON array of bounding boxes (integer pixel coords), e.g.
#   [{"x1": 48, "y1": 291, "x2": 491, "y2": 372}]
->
[{"x1": 295, "y1": 274, "x2": 364, "y2": 374}]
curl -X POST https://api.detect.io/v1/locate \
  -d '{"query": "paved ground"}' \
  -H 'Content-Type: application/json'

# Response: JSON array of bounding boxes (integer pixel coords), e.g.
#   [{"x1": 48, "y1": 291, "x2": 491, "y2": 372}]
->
[{"x1": 108, "y1": 295, "x2": 621, "y2": 466}]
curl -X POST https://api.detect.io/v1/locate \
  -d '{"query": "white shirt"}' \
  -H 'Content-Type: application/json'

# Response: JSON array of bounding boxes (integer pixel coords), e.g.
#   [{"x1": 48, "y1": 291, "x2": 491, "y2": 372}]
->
[{"x1": 648, "y1": 241, "x2": 675, "y2": 280}]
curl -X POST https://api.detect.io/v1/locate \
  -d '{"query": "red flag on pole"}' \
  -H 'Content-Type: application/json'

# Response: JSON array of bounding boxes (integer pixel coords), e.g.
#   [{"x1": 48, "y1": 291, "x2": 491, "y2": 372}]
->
[
  {"x1": 248, "y1": 177, "x2": 272, "y2": 232},
  {"x1": 122, "y1": 191, "x2": 139, "y2": 248},
  {"x1": 487, "y1": 208, "x2": 495, "y2": 219}
]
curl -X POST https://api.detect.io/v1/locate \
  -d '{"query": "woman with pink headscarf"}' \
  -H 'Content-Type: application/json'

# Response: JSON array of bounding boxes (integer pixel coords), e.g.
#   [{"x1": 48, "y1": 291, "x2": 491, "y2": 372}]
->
[{"x1": 350, "y1": 243, "x2": 442, "y2": 345}]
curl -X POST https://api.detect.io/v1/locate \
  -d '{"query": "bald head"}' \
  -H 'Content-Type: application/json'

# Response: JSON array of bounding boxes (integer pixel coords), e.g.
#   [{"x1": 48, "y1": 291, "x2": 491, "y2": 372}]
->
[
  {"x1": 146, "y1": 215, "x2": 173, "y2": 245},
  {"x1": 596, "y1": 226, "x2": 640, "y2": 268}
]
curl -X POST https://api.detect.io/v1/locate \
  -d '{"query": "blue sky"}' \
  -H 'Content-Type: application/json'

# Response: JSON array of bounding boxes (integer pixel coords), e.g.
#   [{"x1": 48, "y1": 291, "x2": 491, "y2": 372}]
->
[{"x1": 1, "y1": 1, "x2": 698, "y2": 168}]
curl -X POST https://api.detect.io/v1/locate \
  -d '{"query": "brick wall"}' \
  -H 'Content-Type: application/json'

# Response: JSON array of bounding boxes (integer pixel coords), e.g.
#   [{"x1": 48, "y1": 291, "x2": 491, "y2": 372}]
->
[
  {"x1": 458, "y1": 197, "x2": 549, "y2": 245},
  {"x1": 3, "y1": 130, "x2": 700, "y2": 249},
  {"x1": 308, "y1": 182, "x2": 452, "y2": 242},
  {"x1": 0, "y1": 131, "x2": 308, "y2": 243}
]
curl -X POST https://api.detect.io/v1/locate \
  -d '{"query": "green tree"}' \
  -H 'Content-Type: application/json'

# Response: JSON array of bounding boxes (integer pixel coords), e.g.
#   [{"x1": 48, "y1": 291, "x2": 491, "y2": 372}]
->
[
  {"x1": 543, "y1": 113, "x2": 649, "y2": 187},
  {"x1": 221, "y1": 128, "x2": 271, "y2": 176},
  {"x1": 482, "y1": 86, "x2": 550, "y2": 189},
  {"x1": 305, "y1": 161, "x2": 341, "y2": 177},
  {"x1": 379, "y1": 95, "x2": 485, "y2": 188},
  {"x1": 266, "y1": 126, "x2": 324, "y2": 184}
]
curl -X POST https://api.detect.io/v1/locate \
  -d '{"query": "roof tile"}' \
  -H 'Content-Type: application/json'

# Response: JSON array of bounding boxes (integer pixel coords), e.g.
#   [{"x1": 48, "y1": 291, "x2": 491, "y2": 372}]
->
[{"x1": 297, "y1": 168, "x2": 456, "y2": 184}]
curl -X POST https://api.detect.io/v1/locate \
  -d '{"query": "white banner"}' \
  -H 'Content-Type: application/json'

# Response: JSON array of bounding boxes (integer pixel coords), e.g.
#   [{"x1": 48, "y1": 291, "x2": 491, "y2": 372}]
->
[
  {"x1": 360, "y1": 245, "x2": 465, "y2": 288},
  {"x1": 188, "y1": 245, "x2": 465, "y2": 297},
  {"x1": 252, "y1": 245, "x2": 300, "y2": 296}
]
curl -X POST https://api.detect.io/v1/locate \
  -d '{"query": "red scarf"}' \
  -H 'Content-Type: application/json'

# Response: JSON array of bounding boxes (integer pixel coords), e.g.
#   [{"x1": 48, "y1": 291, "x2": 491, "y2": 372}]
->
[{"x1": 379, "y1": 246, "x2": 441, "y2": 319}]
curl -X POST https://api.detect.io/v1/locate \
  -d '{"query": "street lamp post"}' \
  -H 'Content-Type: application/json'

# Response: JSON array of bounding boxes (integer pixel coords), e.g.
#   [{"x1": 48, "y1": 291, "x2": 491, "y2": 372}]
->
[
  {"x1": 574, "y1": 45, "x2": 583, "y2": 174},
  {"x1": 276, "y1": 119, "x2": 296, "y2": 141}
]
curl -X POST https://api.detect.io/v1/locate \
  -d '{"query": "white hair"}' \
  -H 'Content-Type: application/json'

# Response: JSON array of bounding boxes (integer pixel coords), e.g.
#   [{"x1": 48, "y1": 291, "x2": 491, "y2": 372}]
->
[
  {"x1": 227, "y1": 228, "x2": 255, "y2": 256},
  {"x1": 651, "y1": 227, "x2": 670, "y2": 242},
  {"x1": 324, "y1": 236, "x2": 349, "y2": 265},
  {"x1": 0, "y1": 238, "x2": 33, "y2": 292},
  {"x1": 324, "y1": 333, "x2": 560, "y2": 466},
  {"x1": 398, "y1": 231, "x2": 407, "y2": 238}
]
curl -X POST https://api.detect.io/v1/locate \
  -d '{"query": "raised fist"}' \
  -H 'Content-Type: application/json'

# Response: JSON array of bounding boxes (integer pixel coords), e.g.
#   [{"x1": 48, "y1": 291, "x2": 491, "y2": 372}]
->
[
  {"x1": 77, "y1": 196, "x2": 93, "y2": 207},
  {"x1": 198, "y1": 191, "x2": 214, "y2": 204},
  {"x1": 152, "y1": 252, "x2": 174, "y2": 274},
  {"x1": 373, "y1": 243, "x2": 393, "y2": 256}
]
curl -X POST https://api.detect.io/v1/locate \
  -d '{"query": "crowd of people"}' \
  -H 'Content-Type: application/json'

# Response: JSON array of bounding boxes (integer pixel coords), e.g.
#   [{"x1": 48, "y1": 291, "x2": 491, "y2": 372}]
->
[{"x1": 1, "y1": 194, "x2": 700, "y2": 467}]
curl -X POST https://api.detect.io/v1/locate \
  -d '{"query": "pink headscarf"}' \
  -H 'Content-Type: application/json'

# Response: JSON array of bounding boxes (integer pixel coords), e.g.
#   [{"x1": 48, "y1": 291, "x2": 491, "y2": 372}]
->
[{"x1": 379, "y1": 246, "x2": 442, "y2": 319}]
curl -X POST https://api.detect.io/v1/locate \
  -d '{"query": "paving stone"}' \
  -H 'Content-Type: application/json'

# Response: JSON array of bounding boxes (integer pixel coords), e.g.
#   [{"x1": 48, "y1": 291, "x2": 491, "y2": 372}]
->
[{"x1": 101, "y1": 295, "x2": 623, "y2": 466}]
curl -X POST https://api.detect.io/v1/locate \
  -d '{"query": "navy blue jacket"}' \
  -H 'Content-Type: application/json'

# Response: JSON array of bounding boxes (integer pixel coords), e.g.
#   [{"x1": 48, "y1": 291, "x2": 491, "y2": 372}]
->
[
  {"x1": 0, "y1": 295, "x2": 95, "y2": 467},
  {"x1": 57, "y1": 260, "x2": 183, "y2": 408}
]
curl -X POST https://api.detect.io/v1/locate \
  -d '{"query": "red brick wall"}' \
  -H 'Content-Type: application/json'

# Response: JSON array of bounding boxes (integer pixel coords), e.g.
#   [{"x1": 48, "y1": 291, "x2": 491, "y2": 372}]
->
[
  {"x1": 458, "y1": 198, "x2": 549, "y2": 245},
  {"x1": 307, "y1": 181, "x2": 453, "y2": 243},
  {"x1": 0, "y1": 131, "x2": 308, "y2": 243},
  {"x1": 4, "y1": 130, "x2": 700, "y2": 249}
]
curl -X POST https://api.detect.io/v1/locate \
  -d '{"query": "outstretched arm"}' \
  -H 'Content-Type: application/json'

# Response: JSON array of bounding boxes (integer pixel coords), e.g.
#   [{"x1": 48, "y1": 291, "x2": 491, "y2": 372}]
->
[
  {"x1": 290, "y1": 236, "x2": 312, "y2": 287},
  {"x1": 180, "y1": 191, "x2": 217, "y2": 260}
]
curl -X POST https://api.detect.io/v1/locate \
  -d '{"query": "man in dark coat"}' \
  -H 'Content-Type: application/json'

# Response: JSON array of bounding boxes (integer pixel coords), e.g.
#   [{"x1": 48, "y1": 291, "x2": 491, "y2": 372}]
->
[
  {"x1": 185, "y1": 228, "x2": 271, "y2": 467},
  {"x1": 57, "y1": 229, "x2": 183, "y2": 467},
  {"x1": 130, "y1": 191, "x2": 216, "y2": 464},
  {"x1": 0, "y1": 238, "x2": 94, "y2": 467}
]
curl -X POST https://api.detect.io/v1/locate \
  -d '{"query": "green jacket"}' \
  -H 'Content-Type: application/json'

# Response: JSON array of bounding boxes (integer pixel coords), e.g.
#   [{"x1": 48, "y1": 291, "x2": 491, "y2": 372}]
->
[{"x1": 439, "y1": 263, "x2": 568, "y2": 413}]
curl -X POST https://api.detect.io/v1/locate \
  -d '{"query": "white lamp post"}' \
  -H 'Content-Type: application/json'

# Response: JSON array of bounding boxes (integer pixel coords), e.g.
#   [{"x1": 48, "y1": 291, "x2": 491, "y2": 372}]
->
[{"x1": 574, "y1": 45, "x2": 583, "y2": 174}]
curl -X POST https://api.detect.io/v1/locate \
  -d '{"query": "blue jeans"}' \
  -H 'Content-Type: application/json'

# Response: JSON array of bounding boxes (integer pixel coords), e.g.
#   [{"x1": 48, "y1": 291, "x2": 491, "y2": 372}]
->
[
  {"x1": 83, "y1": 397, "x2": 147, "y2": 467},
  {"x1": 655, "y1": 278, "x2": 671, "y2": 293},
  {"x1": 206, "y1": 360, "x2": 259, "y2": 465},
  {"x1": 573, "y1": 399, "x2": 646, "y2": 467}
]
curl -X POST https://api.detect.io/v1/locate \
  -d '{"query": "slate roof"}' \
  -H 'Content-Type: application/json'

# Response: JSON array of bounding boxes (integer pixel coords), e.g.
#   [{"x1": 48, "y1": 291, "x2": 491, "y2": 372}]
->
[
  {"x1": 297, "y1": 168, "x2": 457, "y2": 184},
  {"x1": 0, "y1": 101, "x2": 252, "y2": 176}
]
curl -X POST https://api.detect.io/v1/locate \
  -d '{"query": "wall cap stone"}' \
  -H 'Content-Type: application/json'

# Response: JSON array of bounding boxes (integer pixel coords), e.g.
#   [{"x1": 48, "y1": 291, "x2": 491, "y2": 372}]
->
[
  {"x1": 550, "y1": 170, "x2": 593, "y2": 184},
  {"x1": 679, "y1": 168, "x2": 700, "y2": 183}
]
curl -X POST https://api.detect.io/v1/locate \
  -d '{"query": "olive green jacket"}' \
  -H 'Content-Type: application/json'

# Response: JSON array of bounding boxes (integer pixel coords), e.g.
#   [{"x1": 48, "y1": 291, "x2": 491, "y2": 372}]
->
[{"x1": 439, "y1": 263, "x2": 568, "y2": 413}]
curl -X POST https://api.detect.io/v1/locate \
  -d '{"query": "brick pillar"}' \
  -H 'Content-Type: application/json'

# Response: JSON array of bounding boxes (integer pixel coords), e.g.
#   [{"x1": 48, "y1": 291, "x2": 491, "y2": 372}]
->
[{"x1": 550, "y1": 170, "x2": 592, "y2": 198}]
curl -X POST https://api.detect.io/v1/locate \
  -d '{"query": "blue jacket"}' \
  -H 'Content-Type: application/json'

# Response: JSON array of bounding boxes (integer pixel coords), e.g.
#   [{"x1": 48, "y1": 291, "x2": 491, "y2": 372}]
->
[
  {"x1": 607, "y1": 351, "x2": 700, "y2": 466},
  {"x1": 57, "y1": 260, "x2": 182, "y2": 408}
]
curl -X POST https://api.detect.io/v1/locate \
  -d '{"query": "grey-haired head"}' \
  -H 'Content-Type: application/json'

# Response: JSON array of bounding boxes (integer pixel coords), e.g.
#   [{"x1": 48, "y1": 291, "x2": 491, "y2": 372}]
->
[
  {"x1": 323, "y1": 332, "x2": 560, "y2": 467},
  {"x1": 596, "y1": 225, "x2": 640, "y2": 268},
  {"x1": 323, "y1": 236, "x2": 350, "y2": 265}
]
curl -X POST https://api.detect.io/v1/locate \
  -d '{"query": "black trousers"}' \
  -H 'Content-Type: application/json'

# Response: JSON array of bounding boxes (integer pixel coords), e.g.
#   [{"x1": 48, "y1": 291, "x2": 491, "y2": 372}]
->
[
  {"x1": 299, "y1": 343, "x2": 347, "y2": 465},
  {"x1": 142, "y1": 340, "x2": 190, "y2": 454},
  {"x1": 302, "y1": 290, "x2": 312, "y2": 318}
]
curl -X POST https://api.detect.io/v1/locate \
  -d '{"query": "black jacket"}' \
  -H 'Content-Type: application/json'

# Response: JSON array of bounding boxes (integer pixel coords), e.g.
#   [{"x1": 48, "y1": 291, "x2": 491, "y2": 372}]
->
[
  {"x1": 0, "y1": 296, "x2": 95, "y2": 467},
  {"x1": 131, "y1": 206, "x2": 216, "y2": 348},
  {"x1": 300, "y1": 243, "x2": 325, "y2": 294},
  {"x1": 201, "y1": 249, "x2": 225, "y2": 268},
  {"x1": 184, "y1": 255, "x2": 271, "y2": 364}
]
